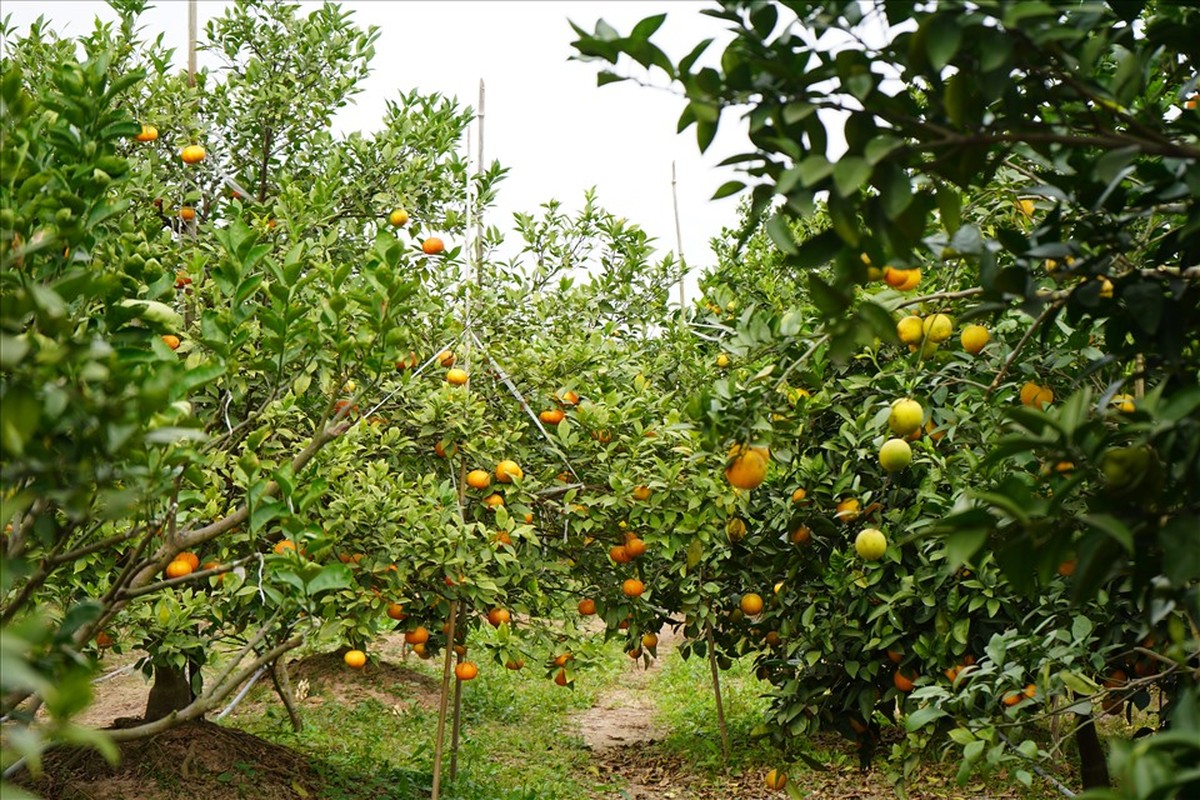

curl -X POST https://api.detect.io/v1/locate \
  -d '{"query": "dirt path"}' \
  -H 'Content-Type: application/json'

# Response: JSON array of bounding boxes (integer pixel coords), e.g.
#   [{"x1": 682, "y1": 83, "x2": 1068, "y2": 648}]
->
[{"x1": 575, "y1": 624, "x2": 685, "y2": 798}]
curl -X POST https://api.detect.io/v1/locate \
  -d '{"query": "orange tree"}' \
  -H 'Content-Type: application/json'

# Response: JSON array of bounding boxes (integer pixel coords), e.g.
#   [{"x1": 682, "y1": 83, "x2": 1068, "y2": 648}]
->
[
  {"x1": 0, "y1": 0, "x2": 483, "y2": 771},
  {"x1": 1, "y1": 3, "x2": 709, "y2": 784},
  {"x1": 573, "y1": 1, "x2": 1200, "y2": 795}
]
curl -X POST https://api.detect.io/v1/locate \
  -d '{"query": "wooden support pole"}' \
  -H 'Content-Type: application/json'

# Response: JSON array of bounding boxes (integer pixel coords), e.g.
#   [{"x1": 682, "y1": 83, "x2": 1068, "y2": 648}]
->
[
  {"x1": 705, "y1": 619, "x2": 730, "y2": 770},
  {"x1": 475, "y1": 79, "x2": 486, "y2": 287},
  {"x1": 187, "y1": 0, "x2": 197, "y2": 87},
  {"x1": 672, "y1": 161, "x2": 686, "y2": 313},
  {"x1": 449, "y1": 664, "x2": 465, "y2": 780},
  {"x1": 430, "y1": 600, "x2": 459, "y2": 800}
]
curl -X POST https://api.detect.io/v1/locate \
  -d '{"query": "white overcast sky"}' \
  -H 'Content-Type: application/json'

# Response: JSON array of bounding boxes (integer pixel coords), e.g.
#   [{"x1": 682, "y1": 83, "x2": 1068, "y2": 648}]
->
[{"x1": 3, "y1": 1, "x2": 756, "y2": 302}]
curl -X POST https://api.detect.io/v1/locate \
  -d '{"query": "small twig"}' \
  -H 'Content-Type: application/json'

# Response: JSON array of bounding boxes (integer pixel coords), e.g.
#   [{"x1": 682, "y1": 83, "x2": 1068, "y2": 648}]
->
[
  {"x1": 996, "y1": 731, "x2": 1076, "y2": 798},
  {"x1": 987, "y1": 301, "x2": 1062, "y2": 395}
]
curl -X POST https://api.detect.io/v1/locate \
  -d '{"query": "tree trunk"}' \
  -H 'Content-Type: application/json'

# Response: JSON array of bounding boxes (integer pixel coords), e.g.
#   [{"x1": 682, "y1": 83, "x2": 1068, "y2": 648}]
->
[
  {"x1": 143, "y1": 663, "x2": 194, "y2": 722},
  {"x1": 1075, "y1": 712, "x2": 1111, "y2": 789}
]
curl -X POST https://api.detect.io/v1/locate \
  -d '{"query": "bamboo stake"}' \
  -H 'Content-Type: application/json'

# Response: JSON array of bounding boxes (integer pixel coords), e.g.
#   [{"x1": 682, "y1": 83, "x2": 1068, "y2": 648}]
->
[
  {"x1": 704, "y1": 619, "x2": 730, "y2": 770},
  {"x1": 475, "y1": 79, "x2": 485, "y2": 287},
  {"x1": 671, "y1": 161, "x2": 687, "y2": 312},
  {"x1": 430, "y1": 600, "x2": 459, "y2": 800},
  {"x1": 449, "y1": 660, "x2": 465, "y2": 779},
  {"x1": 187, "y1": 0, "x2": 197, "y2": 87}
]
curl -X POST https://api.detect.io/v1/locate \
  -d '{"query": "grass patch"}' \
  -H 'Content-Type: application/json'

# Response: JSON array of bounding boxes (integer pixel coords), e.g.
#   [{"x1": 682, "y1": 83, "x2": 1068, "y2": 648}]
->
[
  {"x1": 227, "y1": 637, "x2": 631, "y2": 800},
  {"x1": 646, "y1": 647, "x2": 779, "y2": 772}
]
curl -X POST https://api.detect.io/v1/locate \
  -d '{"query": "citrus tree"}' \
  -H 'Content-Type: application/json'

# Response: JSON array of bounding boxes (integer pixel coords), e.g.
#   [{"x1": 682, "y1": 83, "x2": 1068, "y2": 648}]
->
[
  {"x1": 0, "y1": 0, "x2": 479, "y2": 772},
  {"x1": 572, "y1": 1, "x2": 1200, "y2": 795},
  {"x1": 1, "y1": 3, "x2": 706, "y2": 788}
]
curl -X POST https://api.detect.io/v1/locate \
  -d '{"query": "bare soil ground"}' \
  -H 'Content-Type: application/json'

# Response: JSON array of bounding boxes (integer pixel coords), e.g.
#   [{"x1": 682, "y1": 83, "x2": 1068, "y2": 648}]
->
[{"x1": 16, "y1": 641, "x2": 439, "y2": 800}]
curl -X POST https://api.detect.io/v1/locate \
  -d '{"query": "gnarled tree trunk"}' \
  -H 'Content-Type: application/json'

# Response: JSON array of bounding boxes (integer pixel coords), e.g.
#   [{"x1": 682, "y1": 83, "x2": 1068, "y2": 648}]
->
[{"x1": 143, "y1": 664, "x2": 194, "y2": 723}]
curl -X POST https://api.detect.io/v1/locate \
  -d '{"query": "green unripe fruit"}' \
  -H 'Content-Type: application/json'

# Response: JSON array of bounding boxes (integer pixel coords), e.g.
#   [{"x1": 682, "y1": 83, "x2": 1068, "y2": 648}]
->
[
  {"x1": 878, "y1": 438, "x2": 912, "y2": 472},
  {"x1": 887, "y1": 398, "x2": 923, "y2": 436},
  {"x1": 855, "y1": 528, "x2": 888, "y2": 561}
]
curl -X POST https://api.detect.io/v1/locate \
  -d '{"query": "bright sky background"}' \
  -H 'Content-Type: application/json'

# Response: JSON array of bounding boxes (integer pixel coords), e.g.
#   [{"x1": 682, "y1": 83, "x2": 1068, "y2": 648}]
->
[{"x1": 3, "y1": 1, "x2": 754, "y2": 303}]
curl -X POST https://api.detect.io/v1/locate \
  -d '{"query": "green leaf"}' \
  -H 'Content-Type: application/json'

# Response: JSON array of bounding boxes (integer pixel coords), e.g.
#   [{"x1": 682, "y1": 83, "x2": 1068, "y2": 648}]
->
[
  {"x1": 797, "y1": 154, "x2": 834, "y2": 187},
  {"x1": 925, "y1": 13, "x2": 963, "y2": 71},
  {"x1": 906, "y1": 705, "x2": 947, "y2": 731},
  {"x1": 788, "y1": 228, "x2": 842, "y2": 270},
  {"x1": 833, "y1": 156, "x2": 871, "y2": 197},
  {"x1": 948, "y1": 727, "x2": 977, "y2": 745},
  {"x1": 766, "y1": 213, "x2": 798, "y2": 255},
  {"x1": 307, "y1": 563, "x2": 353, "y2": 595},
  {"x1": 712, "y1": 180, "x2": 745, "y2": 200},
  {"x1": 808, "y1": 274, "x2": 850, "y2": 316},
  {"x1": 1079, "y1": 514, "x2": 1133, "y2": 552}
]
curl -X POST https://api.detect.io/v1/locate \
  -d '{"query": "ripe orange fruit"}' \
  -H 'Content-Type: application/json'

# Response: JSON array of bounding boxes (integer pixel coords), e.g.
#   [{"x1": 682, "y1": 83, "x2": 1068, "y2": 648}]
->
[
  {"x1": 180, "y1": 145, "x2": 206, "y2": 164},
  {"x1": 455, "y1": 661, "x2": 478, "y2": 681},
  {"x1": 789, "y1": 525, "x2": 812, "y2": 545},
  {"x1": 835, "y1": 497, "x2": 861, "y2": 523},
  {"x1": 897, "y1": 269, "x2": 921, "y2": 291},
  {"x1": 558, "y1": 389, "x2": 580, "y2": 406},
  {"x1": 177, "y1": 552, "x2": 200, "y2": 570},
  {"x1": 135, "y1": 124, "x2": 158, "y2": 142},
  {"x1": 437, "y1": 350, "x2": 456, "y2": 368},
  {"x1": 413, "y1": 643, "x2": 431, "y2": 659},
  {"x1": 627, "y1": 646, "x2": 643, "y2": 659},
  {"x1": 578, "y1": 598, "x2": 597, "y2": 616},
  {"x1": 642, "y1": 632, "x2": 658, "y2": 649},
  {"x1": 179, "y1": 206, "x2": 196, "y2": 222},
  {"x1": 765, "y1": 630, "x2": 781, "y2": 647},
  {"x1": 725, "y1": 446, "x2": 769, "y2": 490},
  {"x1": 765, "y1": 768, "x2": 787, "y2": 791},
  {"x1": 95, "y1": 631, "x2": 115, "y2": 648},
  {"x1": 405, "y1": 626, "x2": 430, "y2": 645},
  {"x1": 553, "y1": 652, "x2": 573, "y2": 667},
  {"x1": 388, "y1": 209, "x2": 409, "y2": 227},
  {"x1": 632, "y1": 485, "x2": 652, "y2": 501},
  {"x1": 165, "y1": 559, "x2": 193, "y2": 579},
  {"x1": 1023, "y1": 683, "x2": 1037, "y2": 699},
  {"x1": 590, "y1": 428, "x2": 612, "y2": 443},
  {"x1": 609, "y1": 544, "x2": 632, "y2": 564},
  {"x1": 726, "y1": 518, "x2": 747, "y2": 542},
  {"x1": 344, "y1": 649, "x2": 367, "y2": 669},
  {"x1": 623, "y1": 536, "x2": 647, "y2": 558},
  {"x1": 386, "y1": 603, "x2": 407, "y2": 621},
  {"x1": 492, "y1": 530, "x2": 512, "y2": 546},
  {"x1": 554, "y1": 668, "x2": 569, "y2": 686},
  {"x1": 523, "y1": 512, "x2": 534, "y2": 524},
  {"x1": 886, "y1": 649, "x2": 903, "y2": 664},
  {"x1": 539, "y1": 408, "x2": 565, "y2": 425},
  {"x1": 483, "y1": 493, "x2": 505, "y2": 508},
  {"x1": 505, "y1": 658, "x2": 525, "y2": 670},
  {"x1": 487, "y1": 607, "x2": 511, "y2": 627},
  {"x1": 466, "y1": 469, "x2": 491, "y2": 490},
  {"x1": 273, "y1": 540, "x2": 297, "y2": 555},
  {"x1": 1020, "y1": 381, "x2": 1054, "y2": 408},
  {"x1": 434, "y1": 440, "x2": 457, "y2": 458},
  {"x1": 960, "y1": 324, "x2": 990, "y2": 354},
  {"x1": 893, "y1": 669, "x2": 917, "y2": 693},
  {"x1": 495, "y1": 459, "x2": 523, "y2": 483},
  {"x1": 161, "y1": 334, "x2": 181, "y2": 350},
  {"x1": 446, "y1": 368, "x2": 468, "y2": 385},
  {"x1": 422, "y1": 237, "x2": 445, "y2": 255},
  {"x1": 621, "y1": 578, "x2": 645, "y2": 598},
  {"x1": 740, "y1": 593, "x2": 764, "y2": 615},
  {"x1": 1002, "y1": 690, "x2": 1024, "y2": 707},
  {"x1": 791, "y1": 487, "x2": 809, "y2": 505}
]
